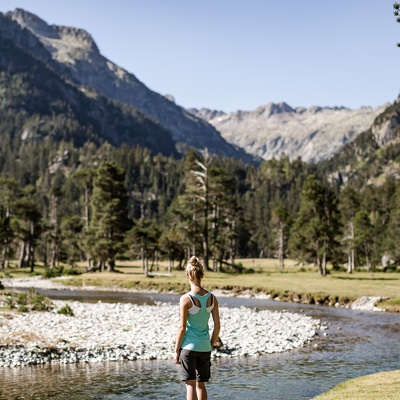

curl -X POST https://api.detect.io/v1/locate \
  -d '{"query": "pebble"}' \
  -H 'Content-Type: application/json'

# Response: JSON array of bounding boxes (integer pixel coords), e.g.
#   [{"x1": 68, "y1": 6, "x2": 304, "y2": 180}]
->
[
  {"x1": 0, "y1": 277, "x2": 322, "y2": 367},
  {"x1": 0, "y1": 299, "x2": 320, "y2": 367}
]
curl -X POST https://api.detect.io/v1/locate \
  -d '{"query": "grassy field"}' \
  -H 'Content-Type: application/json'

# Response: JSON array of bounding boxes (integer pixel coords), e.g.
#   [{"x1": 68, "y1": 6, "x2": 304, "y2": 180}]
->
[
  {"x1": 1, "y1": 258, "x2": 399, "y2": 310},
  {"x1": 311, "y1": 370, "x2": 400, "y2": 400}
]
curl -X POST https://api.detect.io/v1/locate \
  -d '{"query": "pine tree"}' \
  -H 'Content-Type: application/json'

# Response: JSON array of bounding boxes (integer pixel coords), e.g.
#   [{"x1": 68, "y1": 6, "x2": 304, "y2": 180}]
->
[
  {"x1": 338, "y1": 187, "x2": 360, "y2": 273},
  {"x1": 0, "y1": 178, "x2": 20, "y2": 269},
  {"x1": 70, "y1": 167, "x2": 95, "y2": 269},
  {"x1": 354, "y1": 210, "x2": 374, "y2": 270},
  {"x1": 289, "y1": 175, "x2": 340, "y2": 275},
  {"x1": 11, "y1": 186, "x2": 42, "y2": 272},
  {"x1": 90, "y1": 162, "x2": 131, "y2": 272},
  {"x1": 270, "y1": 207, "x2": 292, "y2": 272}
]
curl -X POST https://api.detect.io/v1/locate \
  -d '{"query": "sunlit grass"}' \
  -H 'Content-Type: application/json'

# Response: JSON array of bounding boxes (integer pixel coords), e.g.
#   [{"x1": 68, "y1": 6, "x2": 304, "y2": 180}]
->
[
  {"x1": 1, "y1": 258, "x2": 399, "y2": 309},
  {"x1": 311, "y1": 370, "x2": 400, "y2": 400}
]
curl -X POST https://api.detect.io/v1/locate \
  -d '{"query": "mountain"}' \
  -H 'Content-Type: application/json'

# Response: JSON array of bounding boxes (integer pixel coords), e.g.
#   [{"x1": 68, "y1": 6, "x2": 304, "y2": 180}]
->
[
  {"x1": 0, "y1": 26, "x2": 178, "y2": 155},
  {"x1": 189, "y1": 102, "x2": 387, "y2": 163},
  {"x1": 1, "y1": 8, "x2": 256, "y2": 163},
  {"x1": 320, "y1": 97, "x2": 400, "y2": 186}
]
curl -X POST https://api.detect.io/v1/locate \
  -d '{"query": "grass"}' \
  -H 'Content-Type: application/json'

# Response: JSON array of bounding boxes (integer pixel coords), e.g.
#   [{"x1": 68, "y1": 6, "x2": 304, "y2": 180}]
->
[
  {"x1": 311, "y1": 370, "x2": 400, "y2": 400},
  {"x1": 0, "y1": 288, "x2": 53, "y2": 312},
  {"x1": 1, "y1": 258, "x2": 399, "y2": 310}
]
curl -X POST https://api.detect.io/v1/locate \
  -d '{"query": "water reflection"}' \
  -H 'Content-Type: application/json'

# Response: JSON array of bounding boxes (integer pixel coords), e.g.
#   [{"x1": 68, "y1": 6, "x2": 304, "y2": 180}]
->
[{"x1": 1, "y1": 291, "x2": 399, "y2": 399}]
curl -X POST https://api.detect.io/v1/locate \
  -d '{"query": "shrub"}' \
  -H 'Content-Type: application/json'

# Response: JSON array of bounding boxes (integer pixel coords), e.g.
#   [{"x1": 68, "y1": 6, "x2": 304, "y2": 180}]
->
[
  {"x1": 58, "y1": 304, "x2": 74, "y2": 316},
  {"x1": 17, "y1": 289, "x2": 53, "y2": 312},
  {"x1": 43, "y1": 266, "x2": 81, "y2": 278},
  {"x1": 62, "y1": 268, "x2": 81, "y2": 276},
  {"x1": 44, "y1": 266, "x2": 64, "y2": 278}
]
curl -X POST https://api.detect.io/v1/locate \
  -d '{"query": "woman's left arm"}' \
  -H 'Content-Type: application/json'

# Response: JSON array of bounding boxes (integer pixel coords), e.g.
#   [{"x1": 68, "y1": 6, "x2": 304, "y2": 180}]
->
[
  {"x1": 174, "y1": 295, "x2": 189, "y2": 364},
  {"x1": 210, "y1": 296, "x2": 220, "y2": 347}
]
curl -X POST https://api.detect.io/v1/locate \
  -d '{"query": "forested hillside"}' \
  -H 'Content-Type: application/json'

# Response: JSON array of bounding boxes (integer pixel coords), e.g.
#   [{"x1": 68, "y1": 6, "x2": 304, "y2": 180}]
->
[{"x1": 1, "y1": 129, "x2": 400, "y2": 276}]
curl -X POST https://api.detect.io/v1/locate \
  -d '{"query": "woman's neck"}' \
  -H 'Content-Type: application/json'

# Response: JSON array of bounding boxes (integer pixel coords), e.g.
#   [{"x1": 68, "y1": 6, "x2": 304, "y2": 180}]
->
[{"x1": 189, "y1": 281, "x2": 207, "y2": 295}]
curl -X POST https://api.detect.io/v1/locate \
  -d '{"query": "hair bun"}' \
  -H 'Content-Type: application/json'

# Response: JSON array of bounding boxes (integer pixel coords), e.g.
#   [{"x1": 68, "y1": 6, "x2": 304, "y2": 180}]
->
[{"x1": 189, "y1": 256, "x2": 199, "y2": 267}]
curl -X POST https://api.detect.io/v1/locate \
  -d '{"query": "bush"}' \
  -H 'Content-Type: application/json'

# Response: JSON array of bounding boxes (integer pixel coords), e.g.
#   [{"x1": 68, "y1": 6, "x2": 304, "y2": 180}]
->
[
  {"x1": 14, "y1": 289, "x2": 53, "y2": 312},
  {"x1": 43, "y1": 266, "x2": 64, "y2": 278},
  {"x1": 58, "y1": 304, "x2": 74, "y2": 316},
  {"x1": 62, "y1": 267, "x2": 81, "y2": 276},
  {"x1": 43, "y1": 266, "x2": 81, "y2": 278}
]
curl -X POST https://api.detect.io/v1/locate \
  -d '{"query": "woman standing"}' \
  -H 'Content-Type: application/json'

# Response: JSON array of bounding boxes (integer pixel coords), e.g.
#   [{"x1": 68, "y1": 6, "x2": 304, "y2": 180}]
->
[{"x1": 175, "y1": 256, "x2": 221, "y2": 400}]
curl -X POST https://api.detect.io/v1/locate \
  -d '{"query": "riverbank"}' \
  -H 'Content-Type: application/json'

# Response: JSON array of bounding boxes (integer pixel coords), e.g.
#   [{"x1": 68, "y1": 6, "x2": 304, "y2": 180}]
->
[
  {"x1": 2, "y1": 276, "x2": 388, "y2": 312},
  {"x1": 312, "y1": 369, "x2": 400, "y2": 400},
  {"x1": 0, "y1": 296, "x2": 321, "y2": 367},
  {"x1": 2, "y1": 258, "x2": 399, "y2": 311},
  {"x1": 0, "y1": 275, "x2": 388, "y2": 312}
]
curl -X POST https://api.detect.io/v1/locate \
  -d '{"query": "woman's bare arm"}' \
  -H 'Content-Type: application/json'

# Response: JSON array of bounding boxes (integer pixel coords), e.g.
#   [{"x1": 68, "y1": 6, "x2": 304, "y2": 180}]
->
[
  {"x1": 210, "y1": 296, "x2": 220, "y2": 347},
  {"x1": 174, "y1": 295, "x2": 189, "y2": 364}
]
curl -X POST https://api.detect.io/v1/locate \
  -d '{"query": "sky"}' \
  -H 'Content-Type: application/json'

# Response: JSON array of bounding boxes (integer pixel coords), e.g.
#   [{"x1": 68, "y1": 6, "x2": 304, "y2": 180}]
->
[{"x1": 1, "y1": 0, "x2": 399, "y2": 112}]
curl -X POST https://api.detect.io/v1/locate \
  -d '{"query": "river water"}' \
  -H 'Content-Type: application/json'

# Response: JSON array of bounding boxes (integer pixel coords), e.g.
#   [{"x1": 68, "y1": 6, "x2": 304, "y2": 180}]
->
[{"x1": 1, "y1": 289, "x2": 399, "y2": 400}]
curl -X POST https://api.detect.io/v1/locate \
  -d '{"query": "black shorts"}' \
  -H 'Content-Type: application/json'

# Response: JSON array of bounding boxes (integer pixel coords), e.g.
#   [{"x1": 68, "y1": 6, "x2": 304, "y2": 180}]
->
[{"x1": 179, "y1": 349, "x2": 211, "y2": 382}]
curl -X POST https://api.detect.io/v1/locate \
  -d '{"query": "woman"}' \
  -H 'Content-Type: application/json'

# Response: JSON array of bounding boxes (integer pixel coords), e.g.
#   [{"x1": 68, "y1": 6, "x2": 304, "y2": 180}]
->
[{"x1": 175, "y1": 256, "x2": 221, "y2": 400}]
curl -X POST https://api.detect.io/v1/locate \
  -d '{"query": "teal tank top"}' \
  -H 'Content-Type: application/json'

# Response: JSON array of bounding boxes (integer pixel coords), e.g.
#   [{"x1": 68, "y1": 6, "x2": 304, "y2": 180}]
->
[{"x1": 181, "y1": 291, "x2": 214, "y2": 352}]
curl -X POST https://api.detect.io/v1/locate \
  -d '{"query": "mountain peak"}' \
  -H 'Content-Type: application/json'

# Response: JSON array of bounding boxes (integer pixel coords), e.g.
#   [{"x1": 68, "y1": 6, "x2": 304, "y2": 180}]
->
[
  {"x1": 7, "y1": 8, "x2": 56, "y2": 38},
  {"x1": 255, "y1": 102, "x2": 295, "y2": 117},
  {"x1": 7, "y1": 8, "x2": 98, "y2": 53}
]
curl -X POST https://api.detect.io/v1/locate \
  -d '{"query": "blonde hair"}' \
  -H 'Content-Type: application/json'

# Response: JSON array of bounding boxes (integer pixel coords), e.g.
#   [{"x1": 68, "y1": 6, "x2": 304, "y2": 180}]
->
[{"x1": 186, "y1": 256, "x2": 204, "y2": 282}]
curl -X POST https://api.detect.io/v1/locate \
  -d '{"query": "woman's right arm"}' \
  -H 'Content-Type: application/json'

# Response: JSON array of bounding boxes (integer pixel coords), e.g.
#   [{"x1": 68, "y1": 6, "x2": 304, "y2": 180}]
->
[
  {"x1": 210, "y1": 296, "x2": 220, "y2": 348},
  {"x1": 174, "y1": 295, "x2": 189, "y2": 364}
]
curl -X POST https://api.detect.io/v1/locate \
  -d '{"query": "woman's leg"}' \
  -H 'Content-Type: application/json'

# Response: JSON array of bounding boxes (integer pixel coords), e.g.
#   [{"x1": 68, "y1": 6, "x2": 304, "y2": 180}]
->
[
  {"x1": 196, "y1": 382, "x2": 208, "y2": 400},
  {"x1": 185, "y1": 380, "x2": 198, "y2": 400}
]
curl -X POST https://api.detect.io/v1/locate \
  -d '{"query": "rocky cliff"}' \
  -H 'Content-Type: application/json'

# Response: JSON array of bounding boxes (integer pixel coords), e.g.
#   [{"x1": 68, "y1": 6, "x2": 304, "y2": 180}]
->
[{"x1": 189, "y1": 102, "x2": 387, "y2": 163}]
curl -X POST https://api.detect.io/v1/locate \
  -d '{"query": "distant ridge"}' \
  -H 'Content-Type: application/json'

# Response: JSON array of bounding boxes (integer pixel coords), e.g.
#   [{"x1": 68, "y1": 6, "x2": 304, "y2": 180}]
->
[{"x1": 189, "y1": 102, "x2": 387, "y2": 163}]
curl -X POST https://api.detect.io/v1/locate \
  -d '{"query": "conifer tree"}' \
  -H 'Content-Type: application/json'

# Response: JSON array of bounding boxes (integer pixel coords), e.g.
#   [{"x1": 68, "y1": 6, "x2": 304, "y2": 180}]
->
[
  {"x1": 354, "y1": 210, "x2": 374, "y2": 270},
  {"x1": 12, "y1": 186, "x2": 42, "y2": 272},
  {"x1": 0, "y1": 178, "x2": 20, "y2": 269},
  {"x1": 289, "y1": 175, "x2": 339, "y2": 275},
  {"x1": 339, "y1": 187, "x2": 360, "y2": 273},
  {"x1": 71, "y1": 167, "x2": 94, "y2": 269},
  {"x1": 90, "y1": 162, "x2": 131, "y2": 272},
  {"x1": 271, "y1": 207, "x2": 292, "y2": 272}
]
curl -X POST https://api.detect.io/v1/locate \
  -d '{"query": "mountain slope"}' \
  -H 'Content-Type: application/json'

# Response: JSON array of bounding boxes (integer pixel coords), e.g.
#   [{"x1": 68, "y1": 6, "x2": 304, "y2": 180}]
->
[
  {"x1": 2, "y1": 8, "x2": 256, "y2": 163},
  {"x1": 320, "y1": 98, "x2": 400, "y2": 186},
  {"x1": 189, "y1": 102, "x2": 387, "y2": 163},
  {"x1": 0, "y1": 28, "x2": 178, "y2": 155}
]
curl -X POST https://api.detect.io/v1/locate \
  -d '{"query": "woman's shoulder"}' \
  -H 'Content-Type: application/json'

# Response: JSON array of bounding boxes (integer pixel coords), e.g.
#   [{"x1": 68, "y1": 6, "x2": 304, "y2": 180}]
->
[{"x1": 180, "y1": 293, "x2": 191, "y2": 302}]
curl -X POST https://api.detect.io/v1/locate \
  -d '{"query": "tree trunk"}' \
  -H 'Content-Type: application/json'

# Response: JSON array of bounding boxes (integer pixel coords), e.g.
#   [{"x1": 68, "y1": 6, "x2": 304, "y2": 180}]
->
[
  {"x1": 278, "y1": 224, "x2": 284, "y2": 272},
  {"x1": 18, "y1": 241, "x2": 26, "y2": 268},
  {"x1": 144, "y1": 255, "x2": 149, "y2": 276},
  {"x1": 348, "y1": 222, "x2": 355, "y2": 274},
  {"x1": 141, "y1": 244, "x2": 145, "y2": 272},
  {"x1": 29, "y1": 221, "x2": 35, "y2": 273},
  {"x1": 107, "y1": 259, "x2": 115, "y2": 272},
  {"x1": 168, "y1": 254, "x2": 172, "y2": 274},
  {"x1": 0, "y1": 246, "x2": 6, "y2": 271},
  {"x1": 316, "y1": 253, "x2": 323, "y2": 275},
  {"x1": 50, "y1": 196, "x2": 59, "y2": 268},
  {"x1": 322, "y1": 250, "x2": 327, "y2": 276}
]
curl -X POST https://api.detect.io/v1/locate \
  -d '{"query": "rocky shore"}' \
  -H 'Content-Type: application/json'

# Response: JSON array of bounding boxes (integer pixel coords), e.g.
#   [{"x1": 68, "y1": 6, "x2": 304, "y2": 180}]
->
[{"x1": 0, "y1": 295, "x2": 321, "y2": 368}]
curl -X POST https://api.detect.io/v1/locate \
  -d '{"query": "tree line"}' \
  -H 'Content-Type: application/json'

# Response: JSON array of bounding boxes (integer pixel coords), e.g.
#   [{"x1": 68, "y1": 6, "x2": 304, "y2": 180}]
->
[{"x1": 0, "y1": 138, "x2": 399, "y2": 276}]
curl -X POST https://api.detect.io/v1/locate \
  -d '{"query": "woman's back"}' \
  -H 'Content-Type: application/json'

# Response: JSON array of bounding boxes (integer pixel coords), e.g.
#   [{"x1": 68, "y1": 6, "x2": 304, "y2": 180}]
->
[{"x1": 181, "y1": 292, "x2": 214, "y2": 352}]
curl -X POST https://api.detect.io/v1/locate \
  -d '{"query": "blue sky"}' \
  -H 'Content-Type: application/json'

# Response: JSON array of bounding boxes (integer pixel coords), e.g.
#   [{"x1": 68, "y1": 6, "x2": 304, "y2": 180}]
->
[{"x1": 1, "y1": 1, "x2": 399, "y2": 112}]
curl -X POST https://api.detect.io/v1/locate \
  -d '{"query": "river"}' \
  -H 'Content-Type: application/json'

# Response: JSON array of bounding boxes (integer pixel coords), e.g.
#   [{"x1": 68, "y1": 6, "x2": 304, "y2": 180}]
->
[{"x1": 0, "y1": 289, "x2": 399, "y2": 400}]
